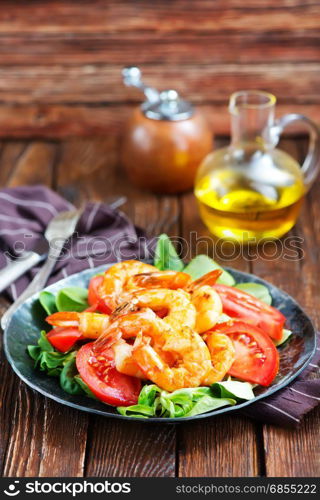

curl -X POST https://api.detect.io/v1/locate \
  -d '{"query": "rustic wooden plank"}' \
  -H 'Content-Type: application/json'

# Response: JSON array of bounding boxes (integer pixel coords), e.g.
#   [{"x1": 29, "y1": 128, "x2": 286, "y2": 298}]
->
[
  {"x1": 0, "y1": 1, "x2": 318, "y2": 34},
  {"x1": 6, "y1": 142, "x2": 57, "y2": 187},
  {"x1": 0, "y1": 103, "x2": 318, "y2": 139},
  {"x1": 0, "y1": 298, "x2": 52, "y2": 476},
  {"x1": 263, "y1": 410, "x2": 320, "y2": 477},
  {"x1": 0, "y1": 33, "x2": 319, "y2": 66},
  {"x1": 0, "y1": 140, "x2": 89, "y2": 477},
  {"x1": 4, "y1": 386, "x2": 88, "y2": 476},
  {"x1": 85, "y1": 419, "x2": 176, "y2": 477},
  {"x1": 39, "y1": 401, "x2": 88, "y2": 477},
  {"x1": 57, "y1": 137, "x2": 119, "y2": 190},
  {"x1": 179, "y1": 417, "x2": 259, "y2": 477},
  {"x1": 248, "y1": 138, "x2": 320, "y2": 477},
  {"x1": 2, "y1": 383, "x2": 45, "y2": 477},
  {"x1": 56, "y1": 137, "x2": 123, "y2": 208},
  {"x1": 0, "y1": 1, "x2": 319, "y2": 140},
  {"x1": 0, "y1": 63, "x2": 319, "y2": 104},
  {"x1": 55, "y1": 138, "x2": 177, "y2": 477},
  {"x1": 0, "y1": 296, "x2": 17, "y2": 475},
  {"x1": 0, "y1": 141, "x2": 28, "y2": 185}
]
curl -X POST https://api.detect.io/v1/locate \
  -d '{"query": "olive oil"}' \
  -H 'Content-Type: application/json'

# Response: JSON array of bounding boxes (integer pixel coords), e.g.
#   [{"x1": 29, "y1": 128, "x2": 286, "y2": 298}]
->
[
  {"x1": 195, "y1": 145, "x2": 305, "y2": 243},
  {"x1": 193, "y1": 90, "x2": 319, "y2": 243}
]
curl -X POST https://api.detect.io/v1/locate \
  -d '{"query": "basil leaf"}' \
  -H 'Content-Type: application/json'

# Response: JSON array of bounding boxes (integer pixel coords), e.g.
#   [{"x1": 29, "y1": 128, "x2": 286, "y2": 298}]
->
[
  {"x1": 153, "y1": 234, "x2": 184, "y2": 271},
  {"x1": 56, "y1": 287, "x2": 88, "y2": 312},
  {"x1": 74, "y1": 375, "x2": 98, "y2": 399},
  {"x1": 184, "y1": 396, "x2": 235, "y2": 417},
  {"x1": 235, "y1": 283, "x2": 272, "y2": 305},
  {"x1": 183, "y1": 255, "x2": 235, "y2": 286},
  {"x1": 39, "y1": 291, "x2": 57, "y2": 315},
  {"x1": 60, "y1": 357, "x2": 84, "y2": 395},
  {"x1": 211, "y1": 381, "x2": 255, "y2": 401},
  {"x1": 274, "y1": 328, "x2": 293, "y2": 347}
]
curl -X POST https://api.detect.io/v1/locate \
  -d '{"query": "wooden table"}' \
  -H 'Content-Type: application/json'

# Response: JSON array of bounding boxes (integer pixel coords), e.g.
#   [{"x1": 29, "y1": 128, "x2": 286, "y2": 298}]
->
[
  {"x1": 0, "y1": 136, "x2": 319, "y2": 477},
  {"x1": 0, "y1": 1, "x2": 320, "y2": 137}
]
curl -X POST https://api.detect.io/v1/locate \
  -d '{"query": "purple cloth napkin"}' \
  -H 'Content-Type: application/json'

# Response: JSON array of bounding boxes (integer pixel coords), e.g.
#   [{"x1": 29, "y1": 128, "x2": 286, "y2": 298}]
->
[
  {"x1": 0, "y1": 185, "x2": 152, "y2": 300},
  {"x1": 0, "y1": 185, "x2": 319, "y2": 427}
]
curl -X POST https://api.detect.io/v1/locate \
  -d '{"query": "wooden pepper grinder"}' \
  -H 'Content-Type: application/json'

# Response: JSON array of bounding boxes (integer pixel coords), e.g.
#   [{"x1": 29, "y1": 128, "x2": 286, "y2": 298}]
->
[{"x1": 121, "y1": 67, "x2": 213, "y2": 194}]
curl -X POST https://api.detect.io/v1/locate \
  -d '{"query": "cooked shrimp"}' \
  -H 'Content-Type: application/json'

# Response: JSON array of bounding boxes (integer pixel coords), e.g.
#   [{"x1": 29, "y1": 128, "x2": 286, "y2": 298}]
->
[
  {"x1": 191, "y1": 285, "x2": 223, "y2": 333},
  {"x1": 94, "y1": 308, "x2": 174, "y2": 378},
  {"x1": 116, "y1": 288, "x2": 196, "y2": 331},
  {"x1": 46, "y1": 311, "x2": 110, "y2": 339},
  {"x1": 129, "y1": 270, "x2": 192, "y2": 290},
  {"x1": 178, "y1": 269, "x2": 223, "y2": 333},
  {"x1": 201, "y1": 332, "x2": 235, "y2": 385},
  {"x1": 97, "y1": 308, "x2": 170, "y2": 345},
  {"x1": 112, "y1": 338, "x2": 145, "y2": 379},
  {"x1": 133, "y1": 326, "x2": 212, "y2": 391},
  {"x1": 99, "y1": 260, "x2": 157, "y2": 310}
]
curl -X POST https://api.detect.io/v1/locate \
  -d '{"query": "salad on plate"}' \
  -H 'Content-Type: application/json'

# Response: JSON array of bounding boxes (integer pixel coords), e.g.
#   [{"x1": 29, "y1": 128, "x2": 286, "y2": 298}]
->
[{"x1": 27, "y1": 234, "x2": 292, "y2": 419}]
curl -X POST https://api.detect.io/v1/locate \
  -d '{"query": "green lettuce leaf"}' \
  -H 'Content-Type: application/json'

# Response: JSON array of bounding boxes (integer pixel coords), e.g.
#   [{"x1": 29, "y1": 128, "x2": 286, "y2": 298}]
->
[
  {"x1": 39, "y1": 291, "x2": 58, "y2": 315},
  {"x1": 28, "y1": 331, "x2": 87, "y2": 392},
  {"x1": 153, "y1": 234, "x2": 184, "y2": 271},
  {"x1": 235, "y1": 282, "x2": 272, "y2": 305},
  {"x1": 56, "y1": 287, "x2": 89, "y2": 312},
  {"x1": 27, "y1": 330, "x2": 75, "y2": 376},
  {"x1": 211, "y1": 380, "x2": 255, "y2": 401},
  {"x1": 117, "y1": 405, "x2": 154, "y2": 418},
  {"x1": 117, "y1": 384, "x2": 236, "y2": 419},
  {"x1": 60, "y1": 356, "x2": 84, "y2": 395},
  {"x1": 38, "y1": 329, "x2": 53, "y2": 352},
  {"x1": 137, "y1": 383, "x2": 161, "y2": 406},
  {"x1": 183, "y1": 255, "x2": 235, "y2": 286},
  {"x1": 184, "y1": 396, "x2": 235, "y2": 417},
  {"x1": 274, "y1": 328, "x2": 293, "y2": 347}
]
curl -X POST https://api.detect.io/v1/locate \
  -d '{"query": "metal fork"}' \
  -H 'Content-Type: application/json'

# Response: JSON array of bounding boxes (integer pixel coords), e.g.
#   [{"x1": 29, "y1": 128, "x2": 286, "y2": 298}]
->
[{"x1": 1, "y1": 209, "x2": 82, "y2": 329}]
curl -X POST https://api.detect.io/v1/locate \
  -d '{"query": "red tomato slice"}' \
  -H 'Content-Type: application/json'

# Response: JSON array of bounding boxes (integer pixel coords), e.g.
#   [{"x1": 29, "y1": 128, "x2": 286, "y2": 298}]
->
[
  {"x1": 214, "y1": 284, "x2": 285, "y2": 341},
  {"x1": 87, "y1": 275, "x2": 111, "y2": 314},
  {"x1": 76, "y1": 342, "x2": 141, "y2": 406},
  {"x1": 47, "y1": 327, "x2": 83, "y2": 353},
  {"x1": 212, "y1": 320, "x2": 279, "y2": 386},
  {"x1": 88, "y1": 275, "x2": 103, "y2": 306}
]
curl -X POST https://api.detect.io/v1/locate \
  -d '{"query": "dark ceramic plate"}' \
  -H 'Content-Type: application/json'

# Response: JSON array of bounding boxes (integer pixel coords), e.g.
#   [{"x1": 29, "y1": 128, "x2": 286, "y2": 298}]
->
[{"x1": 3, "y1": 264, "x2": 317, "y2": 423}]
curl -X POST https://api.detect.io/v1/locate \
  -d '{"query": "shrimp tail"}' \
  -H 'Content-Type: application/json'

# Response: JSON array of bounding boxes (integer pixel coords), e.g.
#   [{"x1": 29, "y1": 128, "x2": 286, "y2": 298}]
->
[
  {"x1": 131, "y1": 271, "x2": 192, "y2": 290},
  {"x1": 46, "y1": 311, "x2": 79, "y2": 327},
  {"x1": 92, "y1": 327, "x2": 122, "y2": 353},
  {"x1": 111, "y1": 300, "x2": 139, "y2": 319},
  {"x1": 188, "y1": 269, "x2": 222, "y2": 291}
]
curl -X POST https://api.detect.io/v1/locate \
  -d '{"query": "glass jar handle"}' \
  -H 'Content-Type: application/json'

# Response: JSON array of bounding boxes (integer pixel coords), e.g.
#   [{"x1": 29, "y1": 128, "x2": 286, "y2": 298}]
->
[{"x1": 271, "y1": 114, "x2": 320, "y2": 190}]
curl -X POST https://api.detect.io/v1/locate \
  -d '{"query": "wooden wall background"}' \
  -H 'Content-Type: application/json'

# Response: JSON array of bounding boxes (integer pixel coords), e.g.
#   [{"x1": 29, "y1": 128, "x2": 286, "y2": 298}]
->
[{"x1": 0, "y1": 0, "x2": 319, "y2": 139}]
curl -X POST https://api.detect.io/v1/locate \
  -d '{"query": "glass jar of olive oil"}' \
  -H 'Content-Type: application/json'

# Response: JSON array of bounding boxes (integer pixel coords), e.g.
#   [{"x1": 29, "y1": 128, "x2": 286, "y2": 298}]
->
[{"x1": 195, "y1": 91, "x2": 320, "y2": 243}]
